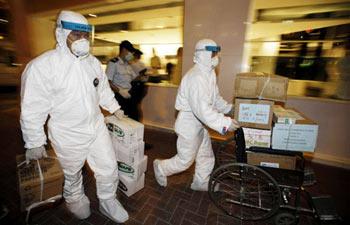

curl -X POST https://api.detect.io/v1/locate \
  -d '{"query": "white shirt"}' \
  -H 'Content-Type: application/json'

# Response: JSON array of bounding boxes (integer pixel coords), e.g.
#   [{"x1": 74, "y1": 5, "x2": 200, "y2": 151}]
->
[{"x1": 106, "y1": 56, "x2": 138, "y2": 90}]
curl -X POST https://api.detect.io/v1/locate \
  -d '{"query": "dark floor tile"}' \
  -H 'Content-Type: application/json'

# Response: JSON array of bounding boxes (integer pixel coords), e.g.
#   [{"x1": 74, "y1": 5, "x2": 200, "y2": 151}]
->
[
  {"x1": 143, "y1": 214, "x2": 158, "y2": 225},
  {"x1": 1, "y1": 93, "x2": 349, "y2": 225},
  {"x1": 85, "y1": 210, "x2": 108, "y2": 225},
  {"x1": 169, "y1": 206, "x2": 186, "y2": 225}
]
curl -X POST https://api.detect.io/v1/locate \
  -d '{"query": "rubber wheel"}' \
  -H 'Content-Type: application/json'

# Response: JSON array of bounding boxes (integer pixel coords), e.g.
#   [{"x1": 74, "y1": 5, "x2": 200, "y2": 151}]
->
[
  {"x1": 274, "y1": 212, "x2": 297, "y2": 225},
  {"x1": 209, "y1": 163, "x2": 281, "y2": 221}
]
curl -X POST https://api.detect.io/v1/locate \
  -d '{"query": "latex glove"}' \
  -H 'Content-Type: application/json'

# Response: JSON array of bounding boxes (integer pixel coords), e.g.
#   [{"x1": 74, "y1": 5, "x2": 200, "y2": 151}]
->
[
  {"x1": 114, "y1": 109, "x2": 127, "y2": 119},
  {"x1": 25, "y1": 146, "x2": 47, "y2": 163},
  {"x1": 119, "y1": 89, "x2": 131, "y2": 99},
  {"x1": 227, "y1": 119, "x2": 240, "y2": 132}
]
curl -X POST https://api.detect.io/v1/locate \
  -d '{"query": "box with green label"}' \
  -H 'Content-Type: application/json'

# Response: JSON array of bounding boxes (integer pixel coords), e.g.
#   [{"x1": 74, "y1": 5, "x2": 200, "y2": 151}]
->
[
  {"x1": 105, "y1": 116, "x2": 144, "y2": 145},
  {"x1": 118, "y1": 173, "x2": 145, "y2": 197},
  {"x1": 118, "y1": 155, "x2": 147, "y2": 180},
  {"x1": 243, "y1": 127, "x2": 271, "y2": 148},
  {"x1": 112, "y1": 139, "x2": 144, "y2": 166}
]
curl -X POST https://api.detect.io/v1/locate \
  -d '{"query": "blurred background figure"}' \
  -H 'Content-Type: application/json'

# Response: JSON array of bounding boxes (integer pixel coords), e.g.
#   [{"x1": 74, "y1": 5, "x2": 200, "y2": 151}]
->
[
  {"x1": 129, "y1": 48, "x2": 148, "y2": 121},
  {"x1": 150, "y1": 48, "x2": 161, "y2": 74},
  {"x1": 334, "y1": 40, "x2": 350, "y2": 100},
  {"x1": 170, "y1": 47, "x2": 183, "y2": 85}
]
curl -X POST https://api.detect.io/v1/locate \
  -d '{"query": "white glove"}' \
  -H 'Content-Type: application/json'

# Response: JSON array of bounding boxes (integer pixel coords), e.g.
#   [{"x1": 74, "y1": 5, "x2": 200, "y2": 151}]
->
[
  {"x1": 119, "y1": 88, "x2": 131, "y2": 99},
  {"x1": 114, "y1": 109, "x2": 127, "y2": 119},
  {"x1": 25, "y1": 146, "x2": 47, "y2": 163},
  {"x1": 227, "y1": 119, "x2": 240, "y2": 132}
]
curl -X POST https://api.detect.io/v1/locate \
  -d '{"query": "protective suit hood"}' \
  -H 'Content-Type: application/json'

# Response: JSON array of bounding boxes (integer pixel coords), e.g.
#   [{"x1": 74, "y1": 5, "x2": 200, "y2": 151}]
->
[
  {"x1": 193, "y1": 39, "x2": 218, "y2": 72},
  {"x1": 55, "y1": 10, "x2": 89, "y2": 54}
]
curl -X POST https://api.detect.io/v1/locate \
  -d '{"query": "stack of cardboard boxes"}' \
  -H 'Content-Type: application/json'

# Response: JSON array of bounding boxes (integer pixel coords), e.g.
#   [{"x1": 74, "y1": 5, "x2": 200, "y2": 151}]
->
[
  {"x1": 105, "y1": 116, "x2": 147, "y2": 197},
  {"x1": 234, "y1": 72, "x2": 319, "y2": 170}
]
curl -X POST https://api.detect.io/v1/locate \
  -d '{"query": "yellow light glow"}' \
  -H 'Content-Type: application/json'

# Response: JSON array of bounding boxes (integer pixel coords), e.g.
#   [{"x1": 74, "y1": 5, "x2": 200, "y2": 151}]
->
[{"x1": 0, "y1": 36, "x2": 4, "y2": 40}]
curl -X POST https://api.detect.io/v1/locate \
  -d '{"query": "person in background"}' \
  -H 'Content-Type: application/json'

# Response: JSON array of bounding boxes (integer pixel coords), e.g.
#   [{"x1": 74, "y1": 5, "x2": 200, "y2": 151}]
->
[
  {"x1": 153, "y1": 39, "x2": 239, "y2": 191},
  {"x1": 20, "y1": 10, "x2": 128, "y2": 223},
  {"x1": 129, "y1": 49, "x2": 153, "y2": 150},
  {"x1": 335, "y1": 40, "x2": 350, "y2": 100},
  {"x1": 129, "y1": 49, "x2": 148, "y2": 121},
  {"x1": 150, "y1": 47, "x2": 161, "y2": 74},
  {"x1": 171, "y1": 47, "x2": 183, "y2": 85},
  {"x1": 106, "y1": 40, "x2": 138, "y2": 118}
]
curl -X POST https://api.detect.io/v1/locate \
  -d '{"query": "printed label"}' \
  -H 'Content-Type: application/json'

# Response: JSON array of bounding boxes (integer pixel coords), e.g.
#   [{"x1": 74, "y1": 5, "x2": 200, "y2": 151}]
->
[
  {"x1": 118, "y1": 162, "x2": 134, "y2": 174},
  {"x1": 260, "y1": 162, "x2": 279, "y2": 168},
  {"x1": 114, "y1": 125, "x2": 125, "y2": 137},
  {"x1": 238, "y1": 103, "x2": 270, "y2": 124}
]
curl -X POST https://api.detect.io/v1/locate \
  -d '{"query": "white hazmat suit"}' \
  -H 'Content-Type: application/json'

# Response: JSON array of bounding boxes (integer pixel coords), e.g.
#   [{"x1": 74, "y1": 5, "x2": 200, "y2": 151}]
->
[
  {"x1": 20, "y1": 10, "x2": 128, "y2": 223},
  {"x1": 153, "y1": 39, "x2": 238, "y2": 191}
]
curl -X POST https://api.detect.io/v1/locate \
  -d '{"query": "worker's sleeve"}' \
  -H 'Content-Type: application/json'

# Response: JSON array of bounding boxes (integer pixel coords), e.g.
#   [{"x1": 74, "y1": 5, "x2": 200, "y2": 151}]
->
[
  {"x1": 188, "y1": 79, "x2": 232, "y2": 134},
  {"x1": 97, "y1": 63, "x2": 120, "y2": 113},
  {"x1": 214, "y1": 85, "x2": 232, "y2": 114},
  {"x1": 106, "y1": 61, "x2": 116, "y2": 81},
  {"x1": 20, "y1": 63, "x2": 51, "y2": 149}
]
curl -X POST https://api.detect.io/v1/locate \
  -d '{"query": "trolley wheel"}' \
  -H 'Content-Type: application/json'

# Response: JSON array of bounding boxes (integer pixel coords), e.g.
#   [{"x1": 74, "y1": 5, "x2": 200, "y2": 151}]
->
[
  {"x1": 209, "y1": 163, "x2": 281, "y2": 221},
  {"x1": 274, "y1": 212, "x2": 297, "y2": 225}
]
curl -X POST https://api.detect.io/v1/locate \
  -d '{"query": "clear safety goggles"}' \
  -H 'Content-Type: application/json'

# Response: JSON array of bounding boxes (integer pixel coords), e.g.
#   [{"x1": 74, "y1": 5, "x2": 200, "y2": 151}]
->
[
  {"x1": 60, "y1": 20, "x2": 92, "y2": 33},
  {"x1": 196, "y1": 45, "x2": 221, "y2": 52}
]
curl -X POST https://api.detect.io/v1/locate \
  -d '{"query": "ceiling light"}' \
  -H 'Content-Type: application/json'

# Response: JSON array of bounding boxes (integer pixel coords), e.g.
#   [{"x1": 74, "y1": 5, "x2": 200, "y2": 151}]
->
[
  {"x1": 120, "y1": 30, "x2": 128, "y2": 33},
  {"x1": 0, "y1": 18, "x2": 8, "y2": 23},
  {"x1": 88, "y1": 14, "x2": 97, "y2": 18},
  {"x1": 156, "y1": 25, "x2": 164, "y2": 29},
  {"x1": 0, "y1": 36, "x2": 4, "y2": 40}
]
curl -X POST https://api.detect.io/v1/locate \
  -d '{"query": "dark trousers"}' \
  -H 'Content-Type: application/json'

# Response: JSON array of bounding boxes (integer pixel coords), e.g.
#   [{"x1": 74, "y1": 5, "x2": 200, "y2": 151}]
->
[{"x1": 115, "y1": 81, "x2": 147, "y2": 121}]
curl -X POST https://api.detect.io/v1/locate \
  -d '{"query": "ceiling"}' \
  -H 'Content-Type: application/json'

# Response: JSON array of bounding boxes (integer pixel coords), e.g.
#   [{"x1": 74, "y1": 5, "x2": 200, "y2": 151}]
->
[{"x1": 31, "y1": 0, "x2": 184, "y2": 46}]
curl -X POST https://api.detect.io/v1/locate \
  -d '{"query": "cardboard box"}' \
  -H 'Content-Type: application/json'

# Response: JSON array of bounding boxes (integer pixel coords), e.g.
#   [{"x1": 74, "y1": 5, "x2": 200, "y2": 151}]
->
[
  {"x1": 272, "y1": 110, "x2": 318, "y2": 152},
  {"x1": 112, "y1": 139, "x2": 145, "y2": 165},
  {"x1": 273, "y1": 105, "x2": 304, "y2": 124},
  {"x1": 234, "y1": 98, "x2": 274, "y2": 130},
  {"x1": 16, "y1": 154, "x2": 64, "y2": 211},
  {"x1": 247, "y1": 151, "x2": 296, "y2": 170},
  {"x1": 234, "y1": 72, "x2": 288, "y2": 102},
  {"x1": 118, "y1": 173, "x2": 145, "y2": 197},
  {"x1": 243, "y1": 127, "x2": 271, "y2": 148},
  {"x1": 105, "y1": 116, "x2": 144, "y2": 145},
  {"x1": 118, "y1": 155, "x2": 148, "y2": 180}
]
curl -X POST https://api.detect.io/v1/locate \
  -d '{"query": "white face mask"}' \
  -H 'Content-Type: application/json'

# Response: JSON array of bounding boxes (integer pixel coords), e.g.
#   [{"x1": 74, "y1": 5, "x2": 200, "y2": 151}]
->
[
  {"x1": 211, "y1": 55, "x2": 219, "y2": 68},
  {"x1": 70, "y1": 38, "x2": 90, "y2": 57},
  {"x1": 125, "y1": 52, "x2": 134, "y2": 62}
]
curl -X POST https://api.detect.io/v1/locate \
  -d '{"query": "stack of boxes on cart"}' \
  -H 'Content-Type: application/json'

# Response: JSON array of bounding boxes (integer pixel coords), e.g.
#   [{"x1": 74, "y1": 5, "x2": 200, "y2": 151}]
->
[
  {"x1": 105, "y1": 116, "x2": 147, "y2": 197},
  {"x1": 233, "y1": 72, "x2": 319, "y2": 170}
]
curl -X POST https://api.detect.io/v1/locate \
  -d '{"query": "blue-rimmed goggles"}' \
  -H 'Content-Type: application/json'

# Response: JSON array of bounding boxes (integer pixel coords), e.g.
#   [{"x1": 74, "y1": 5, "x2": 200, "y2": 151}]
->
[
  {"x1": 61, "y1": 21, "x2": 92, "y2": 33},
  {"x1": 205, "y1": 45, "x2": 221, "y2": 52},
  {"x1": 196, "y1": 45, "x2": 221, "y2": 52}
]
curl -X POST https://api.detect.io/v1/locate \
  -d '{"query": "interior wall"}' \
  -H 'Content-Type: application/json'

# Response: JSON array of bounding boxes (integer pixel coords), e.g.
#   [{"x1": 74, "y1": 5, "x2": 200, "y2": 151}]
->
[
  {"x1": 182, "y1": 0, "x2": 250, "y2": 103},
  {"x1": 286, "y1": 97, "x2": 350, "y2": 168},
  {"x1": 29, "y1": 17, "x2": 56, "y2": 57}
]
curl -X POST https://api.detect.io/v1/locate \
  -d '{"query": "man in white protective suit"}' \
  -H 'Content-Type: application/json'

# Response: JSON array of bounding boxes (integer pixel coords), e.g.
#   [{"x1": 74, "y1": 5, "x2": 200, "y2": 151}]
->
[
  {"x1": 153, "y1": 39, "x2": 240, "y2": 191},
  {"x1": 20, "y1": 10, "x2": 129, "y2": 223}
]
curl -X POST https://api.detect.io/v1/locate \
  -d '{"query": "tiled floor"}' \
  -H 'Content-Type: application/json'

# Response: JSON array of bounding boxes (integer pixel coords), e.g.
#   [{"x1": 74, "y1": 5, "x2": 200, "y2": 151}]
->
[{"x1": 0, "y1": 90, "x2": 349, "y2": 225}]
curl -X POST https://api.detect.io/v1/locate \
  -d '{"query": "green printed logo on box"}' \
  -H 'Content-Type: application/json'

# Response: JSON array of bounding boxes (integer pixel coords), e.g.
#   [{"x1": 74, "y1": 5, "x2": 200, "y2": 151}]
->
[
  {"x1": 114, "y1": 125, "x2": 125, "y2": 137},
  {"x1": 118, "y1": 162, "x2": 134, "y2": 174}
]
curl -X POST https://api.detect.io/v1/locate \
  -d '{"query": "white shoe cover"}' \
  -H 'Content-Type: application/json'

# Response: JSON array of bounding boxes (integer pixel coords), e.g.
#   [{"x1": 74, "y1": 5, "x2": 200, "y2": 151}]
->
[
  {"x1": 190, "y1": 181, "x2": 208, "y2": 191},
  {"x1": 153, "y1": 159, "x2": 167, "y2": 187},
  {"x1": 99, "y1": 198, "x2": 129, "y2": 223},
  {"x1": 66, "y1": 195, "x2": 91, "y2": 220}
]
